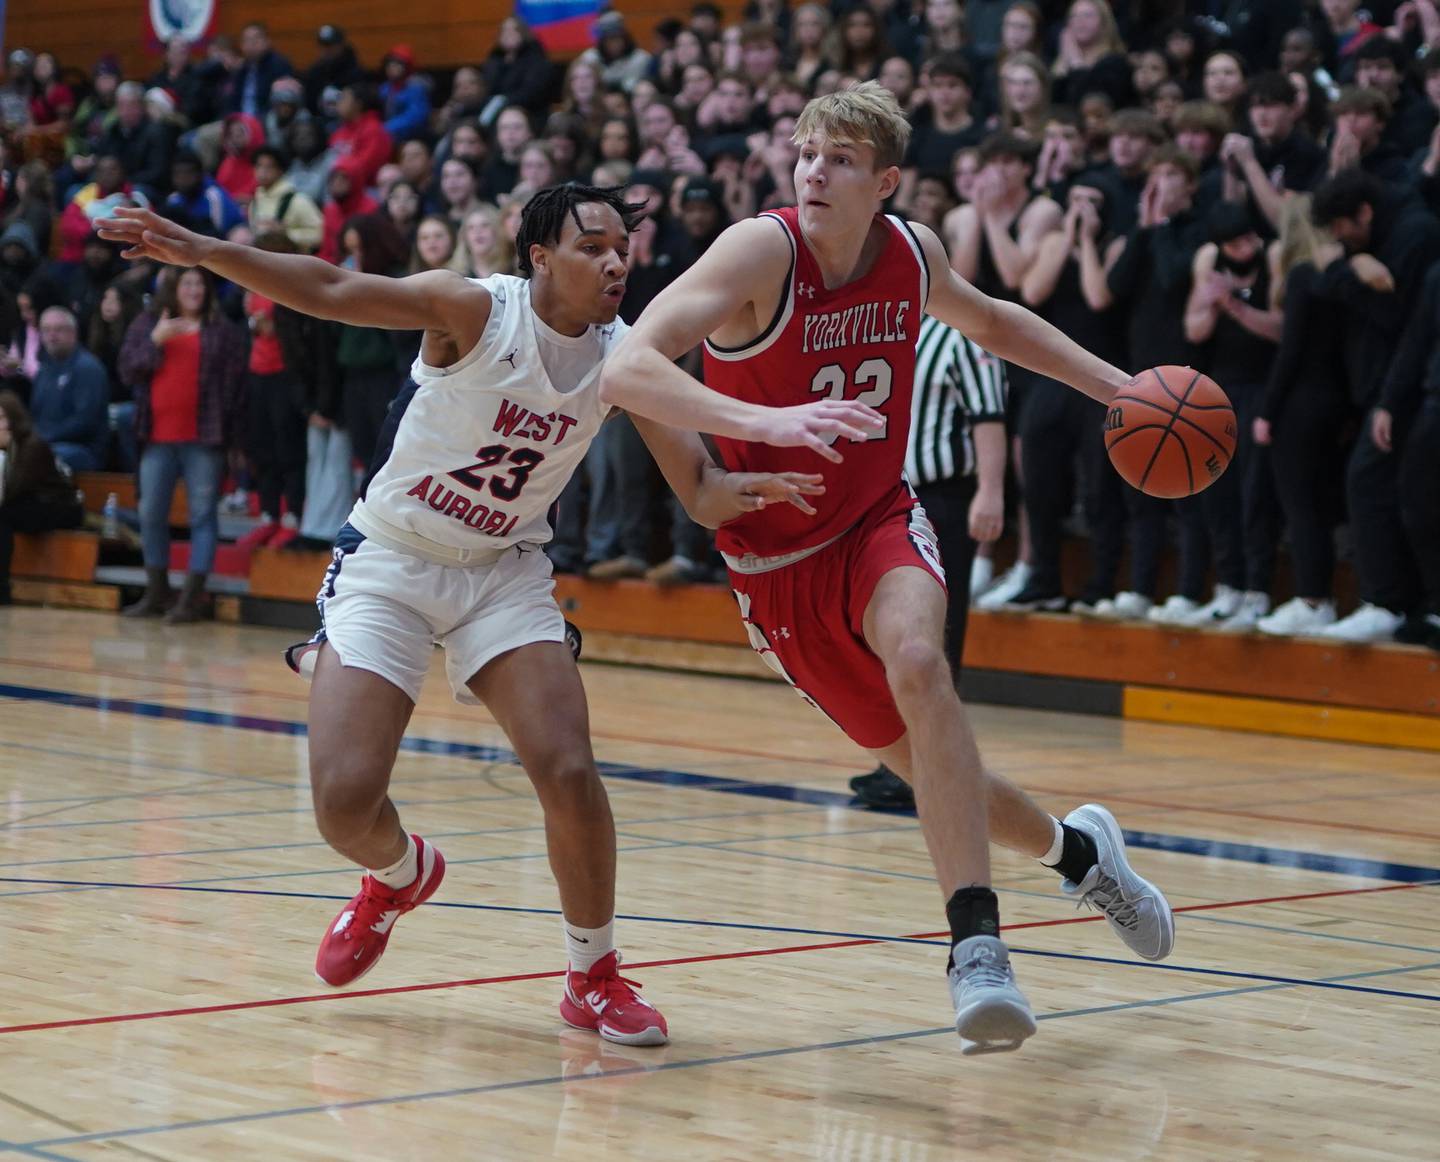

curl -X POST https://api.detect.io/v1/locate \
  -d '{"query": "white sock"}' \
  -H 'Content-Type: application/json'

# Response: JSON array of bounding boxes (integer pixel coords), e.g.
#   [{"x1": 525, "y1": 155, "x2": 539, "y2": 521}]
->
[
  {"x1": 370, "y1": 834, "x2": 418, "y2": 888},
  {"x1": 280, "y1": 511, "x2": 299, "y2": 530},
  {"x1": 564, "y1": 918, "x2": 615, "y2": 974},
  {"x1": 1038, "y1": 816, "x2": 1065, "y2": 867}
]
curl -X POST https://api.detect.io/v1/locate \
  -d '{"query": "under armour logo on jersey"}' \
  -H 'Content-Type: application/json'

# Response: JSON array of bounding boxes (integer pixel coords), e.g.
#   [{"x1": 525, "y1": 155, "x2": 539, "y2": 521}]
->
[
  {"x1": 500, "y1": 348, "x2": 519, "y2": 369},
  {"x1": 777, "y1": 627, "x2": 791, "y2": 639},
  {"x1": 797, "y1": 283, "x2": 816, "y2": 298}
]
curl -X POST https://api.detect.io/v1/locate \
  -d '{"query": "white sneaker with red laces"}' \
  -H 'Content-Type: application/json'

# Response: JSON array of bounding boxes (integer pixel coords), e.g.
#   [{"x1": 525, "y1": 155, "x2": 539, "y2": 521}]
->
[
  {"x1": 314, "y1": 834, "x2": 446, "y2": 987},
  {"x1": 560, "y1": 951, "x2": 669, "y2": 1046}
]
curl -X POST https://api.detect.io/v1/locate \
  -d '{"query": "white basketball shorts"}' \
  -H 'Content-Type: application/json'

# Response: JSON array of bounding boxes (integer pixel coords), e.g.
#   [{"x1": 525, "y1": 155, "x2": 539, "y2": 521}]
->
[{"x1": 286, "y1": 523, "x2": 566, "y2": 704}]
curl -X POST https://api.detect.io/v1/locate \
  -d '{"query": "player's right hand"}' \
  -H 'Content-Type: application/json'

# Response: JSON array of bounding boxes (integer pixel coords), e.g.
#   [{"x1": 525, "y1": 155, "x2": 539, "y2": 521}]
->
[
  {"x1": 754, "y1": 400, "x2": 885, "y2": 463},
  {"x1": 96, "y1": 206, "x2": 214, "y2": 267}
]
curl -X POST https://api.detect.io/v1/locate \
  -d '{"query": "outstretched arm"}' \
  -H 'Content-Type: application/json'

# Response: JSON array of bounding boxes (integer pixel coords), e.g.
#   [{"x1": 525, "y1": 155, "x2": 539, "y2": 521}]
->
[
  {"x1": 601, "y1": 217, "x2": 883, "y2": 462},
  {"x1": 97, "y1": 206, "x2": 489, "y2": 351},
  {"x1": 630, "y1": 416, "x2": 824, "y2": 529},
  {"x1": 912, "y1": 221, "x2": 1131, "y2": 406}
]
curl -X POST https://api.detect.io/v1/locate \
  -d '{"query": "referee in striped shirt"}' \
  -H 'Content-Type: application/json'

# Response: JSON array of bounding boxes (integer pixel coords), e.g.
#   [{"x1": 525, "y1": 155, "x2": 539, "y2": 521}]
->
[{"x1": 851, "y1": 314, "x2": 1009, "y2": 809}]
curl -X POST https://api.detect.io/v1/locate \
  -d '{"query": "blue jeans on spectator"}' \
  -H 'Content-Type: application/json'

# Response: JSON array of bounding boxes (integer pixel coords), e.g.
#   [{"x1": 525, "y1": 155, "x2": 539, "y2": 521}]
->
[
  {"x1": 549, "y1": 422, "x2": 620, "y2": 569},
  {"x1": 139, "y1": 442, "x2": 223, "y2": 573},
  {"x1": 585, "y1": 419, "x2": 622, "y2": 559},
  {"x1": 51, "y1": 442, "x2": 102, "y2": 473},
  {"x1": 300, "y1": 423, "x2": 355, "y2": 544}
]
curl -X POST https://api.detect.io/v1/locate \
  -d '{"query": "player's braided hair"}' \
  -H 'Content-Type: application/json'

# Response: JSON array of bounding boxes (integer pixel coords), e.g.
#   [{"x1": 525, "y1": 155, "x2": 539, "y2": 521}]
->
[{"x1": 515, "y1": 182, "x2": 645, "y2": 277}]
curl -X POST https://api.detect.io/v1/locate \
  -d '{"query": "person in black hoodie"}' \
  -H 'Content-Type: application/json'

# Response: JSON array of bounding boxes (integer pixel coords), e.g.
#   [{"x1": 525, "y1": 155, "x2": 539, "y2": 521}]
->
[
  {"x1": 0, "y1": 221, "x2": 40, "y2": 298},
  {"x1": 482, "y1": 17, "x2": 554, "y2": 121},
  {"x1": 1308, "y1": 169, "x2": 1440, "y2": 642}
]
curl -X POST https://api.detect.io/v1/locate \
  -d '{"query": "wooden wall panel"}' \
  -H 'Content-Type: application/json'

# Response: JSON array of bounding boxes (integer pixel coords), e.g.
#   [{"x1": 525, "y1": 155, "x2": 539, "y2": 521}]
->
[{"x1": 6, "y1": 1, "x2": 748, "y2": 89}]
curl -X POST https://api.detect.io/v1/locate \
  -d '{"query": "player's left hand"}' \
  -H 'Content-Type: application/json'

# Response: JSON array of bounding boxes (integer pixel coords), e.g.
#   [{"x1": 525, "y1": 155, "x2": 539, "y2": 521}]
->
[
  {"x1": 718, "y1": 471, "x2": 825, "y2": 521},
  {"x1": 96, "y1": 206, "x2": 214, "y2": 266},
  {"x1": 753, "y1": 400, "x2": 885, "y2": 463}
]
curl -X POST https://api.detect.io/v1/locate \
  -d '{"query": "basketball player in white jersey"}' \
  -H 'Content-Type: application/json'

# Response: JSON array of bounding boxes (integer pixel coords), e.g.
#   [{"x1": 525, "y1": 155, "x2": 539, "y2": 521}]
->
[{"x1": 99, "y1": 186, "x2": 881, "y2": 1046}]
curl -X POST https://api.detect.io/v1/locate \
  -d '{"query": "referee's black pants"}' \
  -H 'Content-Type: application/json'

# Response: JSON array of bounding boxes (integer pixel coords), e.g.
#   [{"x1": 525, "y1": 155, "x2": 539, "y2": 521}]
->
[
  {"x1": 1347, "y1": 407, "x2": 1423, "y2": 614},
  {"x1": 914, "y1": 475, "x2": 978, "y2": 676}
]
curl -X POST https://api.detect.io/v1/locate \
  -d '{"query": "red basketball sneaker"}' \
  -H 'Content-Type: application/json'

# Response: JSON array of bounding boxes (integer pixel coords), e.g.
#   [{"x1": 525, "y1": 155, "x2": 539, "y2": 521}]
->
[
  {"x1": 314, "y1": 835, "x2": 446, "y2": 987},
  {"x1": 559, "y1": 952, "x2": 669, "y2": 1046}
]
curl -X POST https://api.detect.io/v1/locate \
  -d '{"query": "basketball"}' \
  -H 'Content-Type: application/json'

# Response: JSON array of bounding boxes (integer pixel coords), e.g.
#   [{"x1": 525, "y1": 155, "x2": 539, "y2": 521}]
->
[{"x1": 1104, "y1": 366, "x2": 1237, "y2": 499}]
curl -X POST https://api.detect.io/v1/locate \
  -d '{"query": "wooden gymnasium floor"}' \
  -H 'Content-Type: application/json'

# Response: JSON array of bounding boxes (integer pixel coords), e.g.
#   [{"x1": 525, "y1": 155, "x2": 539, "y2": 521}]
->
[{"x1": 1, "y1": 607, "x2": 1438, "y2": 1161}]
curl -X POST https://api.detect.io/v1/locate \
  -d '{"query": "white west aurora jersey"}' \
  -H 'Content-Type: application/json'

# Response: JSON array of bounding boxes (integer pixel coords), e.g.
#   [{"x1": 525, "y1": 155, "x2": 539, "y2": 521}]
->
[{"x1": 349, "y1": 274, "x2": 625, "y2": 562}]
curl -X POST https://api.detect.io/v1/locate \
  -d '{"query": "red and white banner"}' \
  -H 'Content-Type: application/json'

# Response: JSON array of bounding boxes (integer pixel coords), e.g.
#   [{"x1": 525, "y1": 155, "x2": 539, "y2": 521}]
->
[{"x1": 148, "y1": 0, "x2": 218, "y2": 45}]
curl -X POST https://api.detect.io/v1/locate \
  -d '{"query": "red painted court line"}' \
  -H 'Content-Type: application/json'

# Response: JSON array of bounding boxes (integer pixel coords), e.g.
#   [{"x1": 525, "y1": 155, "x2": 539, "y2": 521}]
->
[{"x1": 4, "y1": 879, "x2": 1433, "y2": 1038}]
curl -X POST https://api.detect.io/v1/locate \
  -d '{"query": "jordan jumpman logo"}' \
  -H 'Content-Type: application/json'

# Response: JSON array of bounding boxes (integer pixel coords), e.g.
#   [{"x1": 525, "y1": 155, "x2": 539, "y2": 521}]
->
[{"x1": 500, "y1": 348, "x2": 518, "y2": 369}]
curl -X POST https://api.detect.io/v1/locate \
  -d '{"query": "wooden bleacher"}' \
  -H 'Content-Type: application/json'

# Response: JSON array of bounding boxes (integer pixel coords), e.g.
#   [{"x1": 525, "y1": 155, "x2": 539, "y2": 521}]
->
[
  {"x1": 8, "y1": 472, "x2": 205, "y2": 608},
  {"x1": 9, "y1": 529, "x2": 114, "y2": 610}
]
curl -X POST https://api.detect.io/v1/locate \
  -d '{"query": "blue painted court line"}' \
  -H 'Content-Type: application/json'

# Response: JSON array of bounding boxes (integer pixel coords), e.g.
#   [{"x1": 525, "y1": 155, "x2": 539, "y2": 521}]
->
[
  {"x1": 0, "y1": 738, "x2": 299, "y2": 791},
  {"x1": 11, "y1": 957, "x2": 1438, "y2": 1154},
  {"x1": 0, "y1": 803, "x2": 822, "y2": 871},
  {"x1": 0, "y1": 876, "x2": 942, "y2": 945},
  {"x1": 0, "y1": 1144, "x2": 78, "y2": 1162},
  {"x1": 5, "y1": 679, "x2": 1439, "y2": 884},
  {"x1": 0, "y1": 782, "x2": 657, "y2": 834}
]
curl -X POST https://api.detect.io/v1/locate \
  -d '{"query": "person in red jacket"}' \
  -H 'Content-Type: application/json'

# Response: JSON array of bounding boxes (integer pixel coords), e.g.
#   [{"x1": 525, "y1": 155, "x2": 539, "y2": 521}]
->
[
  {"x1": 216, "y1": 112, "x2": 265, "y2": 205},
  {"x1": 318, "y1": 154, "x2": 378, "y2": 264},
  {"x1": 327, "y1": 81, "x2": 392, "y2": 189}
]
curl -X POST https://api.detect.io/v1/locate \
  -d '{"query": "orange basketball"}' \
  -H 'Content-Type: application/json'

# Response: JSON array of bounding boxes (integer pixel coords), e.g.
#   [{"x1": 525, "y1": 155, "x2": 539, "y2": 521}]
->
[{"x1": 1104, "y1": 366, "x2": 1236, "y2": 499}]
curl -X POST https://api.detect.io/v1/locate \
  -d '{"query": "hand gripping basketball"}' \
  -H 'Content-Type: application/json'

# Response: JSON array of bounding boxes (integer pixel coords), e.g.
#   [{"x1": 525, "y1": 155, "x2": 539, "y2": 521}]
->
[{"x1": 1104, "y1": 366, "x2": 1236, "y2": 499}]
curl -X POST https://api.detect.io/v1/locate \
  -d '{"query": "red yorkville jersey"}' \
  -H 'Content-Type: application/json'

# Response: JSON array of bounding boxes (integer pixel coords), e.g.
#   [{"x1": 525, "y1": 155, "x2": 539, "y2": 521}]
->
[{"x1": 704, "y1": 208, "x2": 930, "y2": 559}]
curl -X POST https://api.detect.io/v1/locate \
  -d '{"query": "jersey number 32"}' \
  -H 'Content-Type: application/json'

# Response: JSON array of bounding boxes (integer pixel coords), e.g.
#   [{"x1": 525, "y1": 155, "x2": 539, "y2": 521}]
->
[{"x1": 809, "y1": 358, "x2": 892, "y2": 444}]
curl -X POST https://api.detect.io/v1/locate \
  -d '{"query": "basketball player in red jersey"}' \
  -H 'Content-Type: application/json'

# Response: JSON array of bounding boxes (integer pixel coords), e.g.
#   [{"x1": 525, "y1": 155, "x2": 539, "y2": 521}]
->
[{"x1": 602, "y1": 83, "x2": 1174, "y2": 1054}]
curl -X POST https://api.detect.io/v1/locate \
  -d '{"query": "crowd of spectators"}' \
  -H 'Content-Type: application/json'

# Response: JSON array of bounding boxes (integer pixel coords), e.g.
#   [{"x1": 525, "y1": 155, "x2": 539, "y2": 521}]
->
[{"x1": 0, "y1": 2, "x2": 1437, "y2": 649}]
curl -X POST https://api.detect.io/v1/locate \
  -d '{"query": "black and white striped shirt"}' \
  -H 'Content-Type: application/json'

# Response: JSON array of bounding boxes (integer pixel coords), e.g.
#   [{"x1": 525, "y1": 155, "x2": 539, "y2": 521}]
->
[{"x1": 905, "y1": 314, "x2": 1008, "y2": 484}]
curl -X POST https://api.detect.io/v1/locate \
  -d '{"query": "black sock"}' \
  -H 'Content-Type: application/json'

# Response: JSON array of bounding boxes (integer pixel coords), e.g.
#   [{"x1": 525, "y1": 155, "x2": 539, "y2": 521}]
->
[
  {"x1": 945, "y1": 885, "x2": 1001, "y2": 962},
  {"x1": 1046, "y1": 823, "x2": 1099, "y2": 884}
]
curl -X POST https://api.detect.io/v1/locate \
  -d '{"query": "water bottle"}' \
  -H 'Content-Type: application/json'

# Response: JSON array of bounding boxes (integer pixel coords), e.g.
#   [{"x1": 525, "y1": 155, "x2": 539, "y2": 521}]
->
[{"x1": 102, "y1": 492, "x2": 120, "y2": 540}]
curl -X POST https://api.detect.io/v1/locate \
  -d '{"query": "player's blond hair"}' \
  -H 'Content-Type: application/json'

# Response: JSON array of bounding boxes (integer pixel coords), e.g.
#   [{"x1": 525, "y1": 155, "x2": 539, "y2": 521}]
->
[{"x1": 791, "y1": 80, "x2": 911, "y2": 171}]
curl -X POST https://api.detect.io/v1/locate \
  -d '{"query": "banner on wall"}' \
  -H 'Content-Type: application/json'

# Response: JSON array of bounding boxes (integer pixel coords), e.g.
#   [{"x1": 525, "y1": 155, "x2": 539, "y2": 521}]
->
[
  {"x1": 516, "y1": 0, "x2": 604, "y2": 55},
  {"x1": 148, "y1": 0, "x2": 218, "y2": 45}
]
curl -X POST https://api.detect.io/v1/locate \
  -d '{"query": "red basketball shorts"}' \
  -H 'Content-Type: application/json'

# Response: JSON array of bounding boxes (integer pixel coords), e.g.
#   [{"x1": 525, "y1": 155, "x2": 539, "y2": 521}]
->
[{"x1": 726, "y1": 488, "x2": 947, "y2": 750}]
